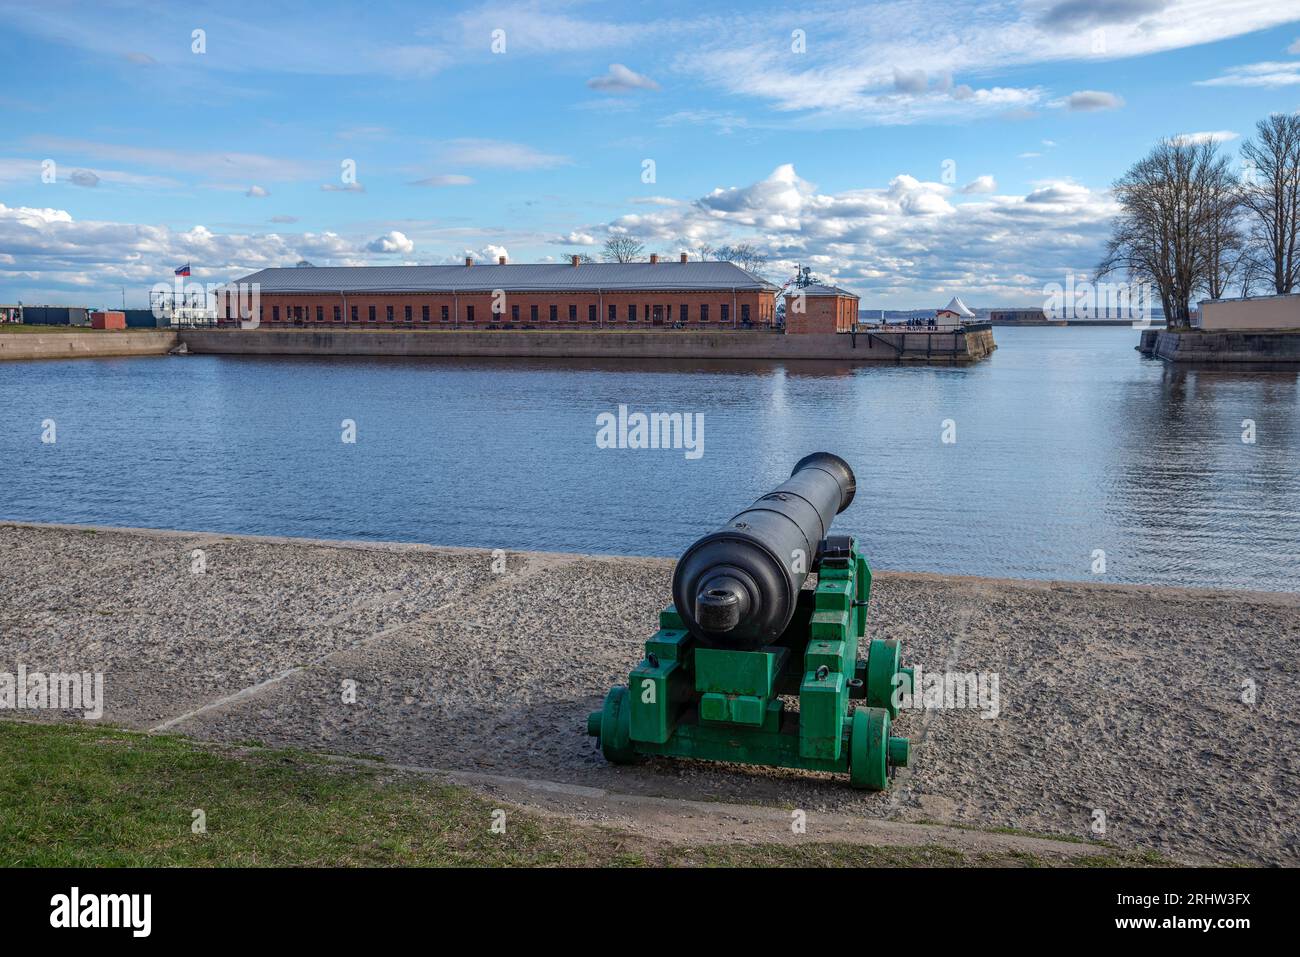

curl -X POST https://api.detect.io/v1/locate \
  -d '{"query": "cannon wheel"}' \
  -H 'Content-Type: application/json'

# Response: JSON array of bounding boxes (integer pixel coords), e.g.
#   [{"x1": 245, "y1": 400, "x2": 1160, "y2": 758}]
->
[
  {"x1": 597, "y1": 686, "x2": 637, "y2": 764},
  {"x1": 849, "y1": 706, "x2": 890, "y2": 790},
  {"x1": 865, "y1": 638, "x2": 902, "y2": 718}
]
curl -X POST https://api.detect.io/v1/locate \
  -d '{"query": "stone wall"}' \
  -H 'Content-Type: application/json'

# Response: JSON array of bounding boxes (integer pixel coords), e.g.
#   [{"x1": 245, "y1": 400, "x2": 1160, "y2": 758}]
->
[
  {"x1": 0, "y1": 329, "x2": 179, "y2": 361},
  {"x1": 1145, "y1": 329, "x2": 1300, "y2": 363},
  {"x1": 180, "y1": 327, "x2": 996, "y2": 363}
]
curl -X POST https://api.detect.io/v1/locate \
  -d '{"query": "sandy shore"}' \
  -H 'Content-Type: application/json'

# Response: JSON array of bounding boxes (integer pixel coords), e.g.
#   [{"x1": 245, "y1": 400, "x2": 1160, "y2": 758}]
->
[{"x1": 1, "y1": 521, "x2": 1296, "y2": 864}]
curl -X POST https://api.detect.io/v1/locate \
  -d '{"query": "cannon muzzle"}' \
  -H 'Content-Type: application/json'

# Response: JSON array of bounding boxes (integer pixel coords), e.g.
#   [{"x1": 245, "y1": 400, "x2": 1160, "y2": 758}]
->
[{"x1": 672, "y1": 452, "x2": 856, "y2": 650}]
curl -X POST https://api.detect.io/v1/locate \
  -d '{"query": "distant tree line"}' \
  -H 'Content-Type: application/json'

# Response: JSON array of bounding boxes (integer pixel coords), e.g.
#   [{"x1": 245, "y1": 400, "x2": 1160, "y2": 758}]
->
[
  {"x1": 1099, "y1": 113, "x2": 1300, "y2": 327},
  {"x1": 587, "y1": 235, "x2": 769, "y2": 274}
]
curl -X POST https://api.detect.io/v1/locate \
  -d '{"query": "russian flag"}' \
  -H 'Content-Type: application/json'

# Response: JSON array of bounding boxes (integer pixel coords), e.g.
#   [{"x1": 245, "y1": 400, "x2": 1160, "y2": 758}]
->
[{"x1": 174, "y1": 263, "x2": 191, "y2": 277}]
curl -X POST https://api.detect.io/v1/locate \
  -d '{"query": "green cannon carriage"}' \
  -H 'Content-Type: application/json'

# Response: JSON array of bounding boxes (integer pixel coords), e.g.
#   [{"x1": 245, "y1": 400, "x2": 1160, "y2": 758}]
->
[{"x1": 589, "y1": 453, "x2": 912, "y2": 789}]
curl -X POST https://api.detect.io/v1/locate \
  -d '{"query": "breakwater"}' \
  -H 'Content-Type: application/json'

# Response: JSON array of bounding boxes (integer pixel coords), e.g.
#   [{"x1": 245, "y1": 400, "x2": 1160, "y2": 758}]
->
[
  {"x1": 0, "y1": 329, "x2": 178, "y2": 361},
  {"x1": 178, "y1": 325, "x2": 996, "y2": 363},
  {"x1": 1139, "y1": 328, "x2": 1300, "y2": 363}
]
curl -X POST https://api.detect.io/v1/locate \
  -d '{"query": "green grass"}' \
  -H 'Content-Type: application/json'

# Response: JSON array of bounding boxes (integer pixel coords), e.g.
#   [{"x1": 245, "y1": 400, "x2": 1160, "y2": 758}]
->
[{"x1": 0, "y1": 721, "x2": 1167, "y2": 868}]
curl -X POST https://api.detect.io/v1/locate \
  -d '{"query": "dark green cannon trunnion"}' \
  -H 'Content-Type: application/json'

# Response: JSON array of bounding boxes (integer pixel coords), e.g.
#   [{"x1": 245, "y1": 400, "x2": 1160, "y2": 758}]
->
[{"x1": 589, "y1": 454, "x2": 912, "y2": 789}]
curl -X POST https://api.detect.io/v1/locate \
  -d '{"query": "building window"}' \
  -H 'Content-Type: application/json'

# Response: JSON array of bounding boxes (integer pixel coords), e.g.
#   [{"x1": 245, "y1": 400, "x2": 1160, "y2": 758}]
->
[
  {"x1": 530, "y1": 304, "x2": 538, "y2": 322},
  {"x1": 681, "y1": 303, "x2": 689, "y2": 322},
  {"x1": 368, "y1": 305, "x2": 376, "y2": 322},
  {"x1": 441, "y1": 305, "x2": 449, "y2": 322},
  {"x1": 549, "y1": 304, "x2": 558, "y2": 322},
  {"x1": 422, "y1": 304, "x2": 430, "y2": 322},
  {"x1": 386, "y1": 305, "x2": 395, "y2": 322},
  {"x1": 588, "y1": 303, "x2": 597, "y2": 322},
  {"x1": 700, "y1": 304, "x2": 709, "y2": 322},
  {"x1": 568, "y1": 304, "x2": 577, "y2": 322},
  {"x1": 628, "y1": 304, "x2": 637, "y2": 322},
  {"x1": 404, "y1": 305, "x2": 412, "y2": 322},
  {"x1": 466, "y1": 305, "x2": 475, "y2": 322},
  {"x1": 721, "y1": 303, "x2": 730, "y2": 322},
  {"x1": 608, "y1": 304, "x2": 616, "y2": 322},
  {"x1": 351, "y1": 305, "x2": 358, "y2": 322},
  {"x1": 741, "y1": 304, "x2": 750, "y2": 323},
  {"x1": 511, "y1": 304, "x2": 519, "y2": 322},
  {"x1": 272, "y1": 305, "x2": 280, "y2": 322},
  {"x1": 317, "y1": 305, "x2": 324, "y2": 322},
  {"x1": 333, "y1": 305, "x2": 341, "y2": 322}
]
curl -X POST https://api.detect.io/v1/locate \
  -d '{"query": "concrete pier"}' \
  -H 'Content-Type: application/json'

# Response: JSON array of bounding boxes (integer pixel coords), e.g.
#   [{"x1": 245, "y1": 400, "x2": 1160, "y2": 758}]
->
[
  {"x1": 0, "y1": 329, "x2": 178, "y2": 361},
  {"x1": 1139, "y1": 327, "x2": 1300, "y2": 363},
  {"x1": 0, "y1": 521, "x2": 1293, "y2": 864},
  {"x1": 179, "y1": 325, "x2": 997, "y2": 364}
]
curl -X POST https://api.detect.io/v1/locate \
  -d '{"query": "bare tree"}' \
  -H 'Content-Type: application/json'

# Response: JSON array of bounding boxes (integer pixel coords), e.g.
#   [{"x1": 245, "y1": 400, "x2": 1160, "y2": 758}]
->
[
  {"x1": 707, "y1": 242, "x2": 768, "y2": 274},
  {"x1": 1198, "y1": 150, "x2": 1245, "y2": 300},
  {"x1": 1240, "y1": 112, "x2": 1300, "y2": 295},
  {"x1": 1098, "y1": 138, "x2": 1238, "y2": 326},
  {"x1": 601, "y1": 235, "x2": 645, "y2": 263}
]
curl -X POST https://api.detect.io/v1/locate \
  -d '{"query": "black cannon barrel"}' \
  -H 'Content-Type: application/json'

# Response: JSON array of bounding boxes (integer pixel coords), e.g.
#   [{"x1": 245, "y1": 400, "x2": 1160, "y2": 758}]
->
[{"x1": 672, "y1": 452, "x2": 856, "y2": 650}]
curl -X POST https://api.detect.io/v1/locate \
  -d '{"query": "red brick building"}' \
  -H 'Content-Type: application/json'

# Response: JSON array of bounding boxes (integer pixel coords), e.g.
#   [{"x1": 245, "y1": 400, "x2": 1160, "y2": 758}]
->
[
  {"x1": 783, "y1": 284, "x2": 859, "y2": 334},
  {"x1": 218, "y1": 255, "x2": 781, "y2": 330}
]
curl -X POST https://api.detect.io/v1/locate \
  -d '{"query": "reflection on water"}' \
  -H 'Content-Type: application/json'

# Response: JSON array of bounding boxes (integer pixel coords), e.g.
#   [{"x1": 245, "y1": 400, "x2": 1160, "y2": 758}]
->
[{"x1": 1, "y1": 327, "x2": 1296, "y2": 590}]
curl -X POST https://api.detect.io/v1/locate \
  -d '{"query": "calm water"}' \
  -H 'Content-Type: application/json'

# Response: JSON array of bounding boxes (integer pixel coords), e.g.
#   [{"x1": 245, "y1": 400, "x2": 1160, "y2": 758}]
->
[{"x1": 2, "y1": 327, "x2": 1297, "y2": 591}]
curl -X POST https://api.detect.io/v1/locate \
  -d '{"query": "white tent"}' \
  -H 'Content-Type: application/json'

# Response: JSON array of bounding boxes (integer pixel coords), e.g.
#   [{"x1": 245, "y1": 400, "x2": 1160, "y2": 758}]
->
[{"x1": 941, "y1": 296, "x2": 976, "y2": 318}]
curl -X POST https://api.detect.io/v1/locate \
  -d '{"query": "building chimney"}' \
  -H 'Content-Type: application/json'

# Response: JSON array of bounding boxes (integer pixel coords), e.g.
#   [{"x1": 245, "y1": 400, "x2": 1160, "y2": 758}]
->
[
  {"x1": 465, "y1": 256, "x2": 473, "y2": 267},
  {"x1": 571, "y1": 255, "x2": 580, "y2": 267},
  {"x1": 650, "y1": 253, "x2": 658, "y2": 264},
  {"x1": 680, "y1": 252, "x2": 688, "y2": 263},
  {"x1": 498, "y1": 255, "x2": 506, "y2": 265}
]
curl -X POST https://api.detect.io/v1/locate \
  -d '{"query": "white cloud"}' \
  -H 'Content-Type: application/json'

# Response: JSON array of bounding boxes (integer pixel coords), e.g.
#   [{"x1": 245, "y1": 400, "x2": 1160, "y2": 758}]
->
[
  {"x1": 441, "y1": 245, "x2": 510, "y2": 265},
  {"x1": 1038, "y1": 0, "x2": 1170, "y2": 30},
  {"x1": 409, "y1": 174, "x2": 474, "y2": 187},
  {"x1": 669, "y1": 0, "x2": 1295, "y2": 125},
  {"x1": 245, "y1": 185, "x2": 269, "y2": 198},
  {"x1": 961, "y1": 175, "x2": 998, "y2": 194},
  {"x1": 0, "y1": 201, "x2": 365, "y2": 302},
  {"x1": 1196, "y1": 61, "x2": 1300, "y2": 88},
  {"x1": 1173, "y1": 130, "x2": 1240, "y2": 144},
  {"x1": 558, "y1": 164, "x2": 1117, "y2": 307},
  {"x1": 1052, "y1": 90, "x2": 1126, "y2": 111},
  {"x1": 893, "y1": 68, "x2": 929, "y2": 94},
  {"x1": 365, "y1": 230, "x2": 415, "y2": 254},
  {"x1": 550, "y1": 231, "x2": 597, "y2": 245},
  {"x1": 586, "y1": 63, "x2": 659, "y2": 92},
  {"x1": 439, "y1": 139, "x2": 570, "y2": 171},
  {"x1": 1289, "y1": 38, "x2": 1300, "y2": 55},
  {"x1": 24, "y1": 135, "x2": 311, "y2": 183}
]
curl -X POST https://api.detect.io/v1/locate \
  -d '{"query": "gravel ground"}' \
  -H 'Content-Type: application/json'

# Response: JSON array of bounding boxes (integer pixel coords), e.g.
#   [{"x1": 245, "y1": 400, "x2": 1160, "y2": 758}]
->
[{"x1": 1, "y1": 521, "x2": 1296, "y2": 864}]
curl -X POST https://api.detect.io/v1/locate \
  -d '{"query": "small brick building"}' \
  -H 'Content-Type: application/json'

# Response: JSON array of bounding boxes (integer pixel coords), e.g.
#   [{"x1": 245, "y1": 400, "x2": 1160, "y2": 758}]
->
[
  {"x1": 217, "y1": 256, "x2": 782, "y2": 331},
  {"x1": 783, "y1": 284, "x2": 859, "y2": 334}
]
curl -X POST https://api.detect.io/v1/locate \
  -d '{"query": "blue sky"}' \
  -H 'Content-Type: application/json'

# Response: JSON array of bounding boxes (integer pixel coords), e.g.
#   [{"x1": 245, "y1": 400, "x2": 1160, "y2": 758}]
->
[{"x1": 2, "y1": 0, "x2": 1299, "y2": 308}]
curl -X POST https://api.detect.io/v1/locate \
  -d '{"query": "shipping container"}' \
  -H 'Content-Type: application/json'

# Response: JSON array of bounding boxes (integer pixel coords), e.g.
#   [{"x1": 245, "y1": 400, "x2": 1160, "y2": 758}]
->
[
  {"x1": 90, "y1": 311, "x2": 126, "y2": 330},
  {"x1": 123, "y1": 308, "x2": 162, "y2": 328}
]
